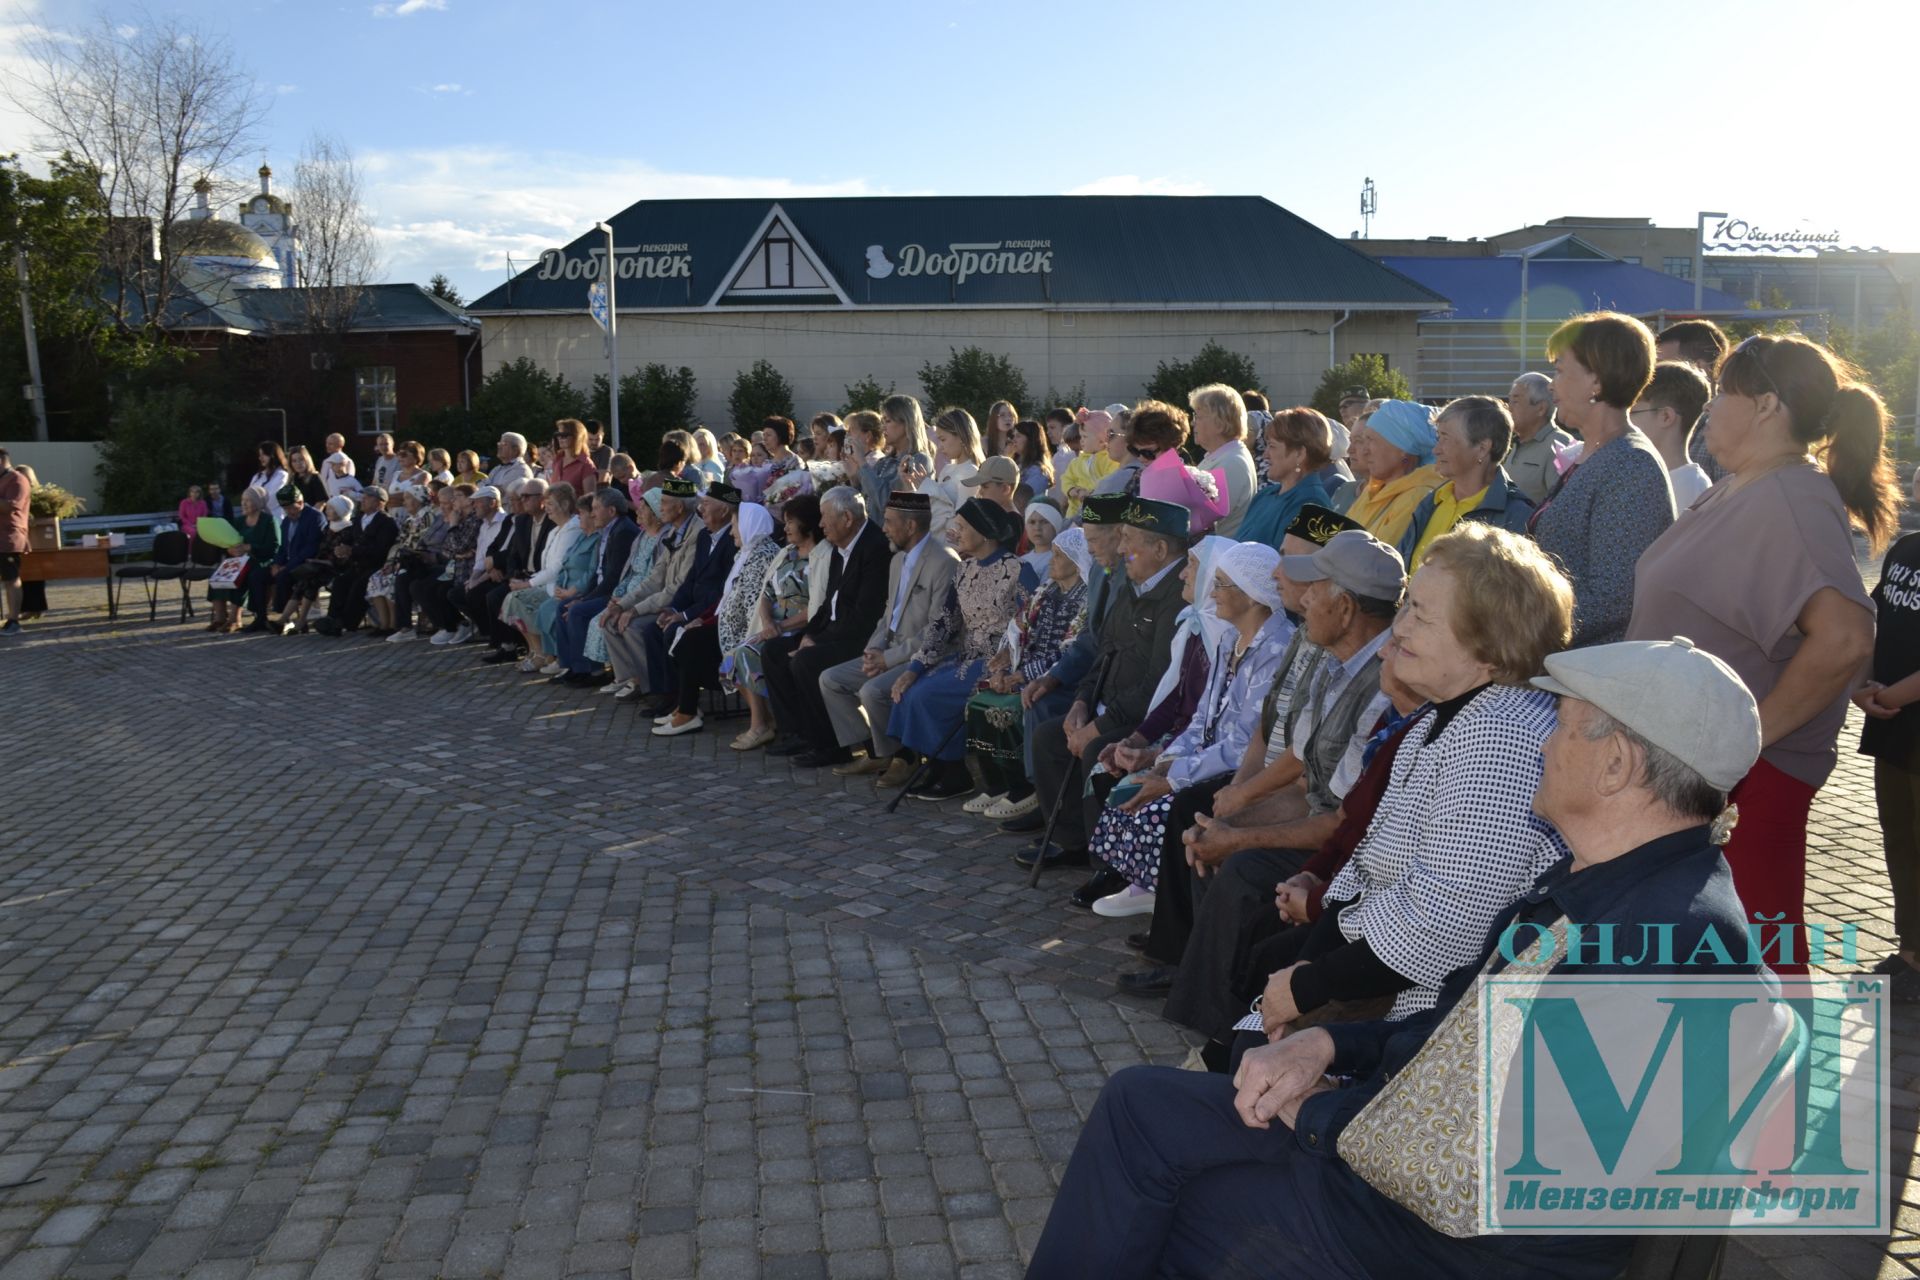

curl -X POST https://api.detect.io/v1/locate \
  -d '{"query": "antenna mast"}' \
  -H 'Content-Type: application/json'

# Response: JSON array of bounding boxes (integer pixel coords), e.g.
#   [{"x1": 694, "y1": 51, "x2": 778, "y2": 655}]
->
[{"x1": 1360, "y1": 177, "x2": 1377, "y2": 238}]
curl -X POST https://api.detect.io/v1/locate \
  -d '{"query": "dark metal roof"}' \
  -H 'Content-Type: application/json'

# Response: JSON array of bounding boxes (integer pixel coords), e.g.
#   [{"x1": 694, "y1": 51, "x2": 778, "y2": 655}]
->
[
  {"x1": 1378, "y1": 256, "x2": 1746, "y2": 321},
  {"x1": 469, "y1": 195, "x2": 1449, "y2": 314},
  {"x1": 139, "y1": 278, "x2": 478, "y2": 334}
]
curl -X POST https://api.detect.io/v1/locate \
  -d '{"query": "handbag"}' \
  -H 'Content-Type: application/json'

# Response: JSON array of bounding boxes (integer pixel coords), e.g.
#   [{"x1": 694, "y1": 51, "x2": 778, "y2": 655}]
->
[{"x1": 208, "y1": 556, "x2": 250, "y2": 590}]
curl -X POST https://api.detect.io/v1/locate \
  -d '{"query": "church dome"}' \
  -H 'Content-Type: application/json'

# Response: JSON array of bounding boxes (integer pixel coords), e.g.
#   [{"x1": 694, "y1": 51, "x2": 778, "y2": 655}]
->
[{"x1": 177, "y1": 217, "x2": 277, "y2": 264}]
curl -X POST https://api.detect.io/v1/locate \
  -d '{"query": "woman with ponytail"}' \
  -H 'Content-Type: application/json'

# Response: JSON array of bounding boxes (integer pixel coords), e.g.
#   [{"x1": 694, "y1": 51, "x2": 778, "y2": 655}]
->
[{"x1": 1628, "y1": 332, "x2": 1892, "y2": 968}]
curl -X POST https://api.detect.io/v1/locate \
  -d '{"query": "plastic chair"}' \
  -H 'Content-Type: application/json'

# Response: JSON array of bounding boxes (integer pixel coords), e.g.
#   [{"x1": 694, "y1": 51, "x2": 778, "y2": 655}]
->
[{"x1": 141, "y1": 531, "x2": 192, "y2": 622}]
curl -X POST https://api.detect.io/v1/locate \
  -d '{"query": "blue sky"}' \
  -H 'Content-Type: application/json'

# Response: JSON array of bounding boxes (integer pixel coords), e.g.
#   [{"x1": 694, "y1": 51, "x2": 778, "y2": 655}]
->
[{"x1": 7, "y1": 0, "x2": 1917, "y2": 297}]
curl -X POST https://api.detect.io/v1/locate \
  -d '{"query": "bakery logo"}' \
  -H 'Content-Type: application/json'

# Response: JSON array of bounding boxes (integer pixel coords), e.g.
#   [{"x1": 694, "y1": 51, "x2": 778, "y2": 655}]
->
[
  {"x1": 537, "y1": 244, "x2": 692, "y2": 282},
  {"x1": 865, "y1": 240, "x2": 1053, "y2": 283}
]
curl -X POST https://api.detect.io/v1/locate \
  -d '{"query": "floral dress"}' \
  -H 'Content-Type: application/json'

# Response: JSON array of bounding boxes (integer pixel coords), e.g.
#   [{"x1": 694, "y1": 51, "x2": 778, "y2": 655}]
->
[
  {"x1": 583, "y1": 530, "x2": 660, "y2": 667},
  {"x1": 964, "y1": 578, "x2": 1088, "y2": 796},
  {"x1": 728, "y1": 542, "x2": 813, "y2": 695},
  {"x1": 1088, "y1": 611, "x2": 1298, "y2": 891},
  {"x1": 366, "y1": 509, "x2": 419, "y2": 601},
  {"x1": 712, "y1": 533, "x2": 781, "y2": 689},
  {"x1": 891, "y1": 550, "x2": 1025, "y2": 763}
]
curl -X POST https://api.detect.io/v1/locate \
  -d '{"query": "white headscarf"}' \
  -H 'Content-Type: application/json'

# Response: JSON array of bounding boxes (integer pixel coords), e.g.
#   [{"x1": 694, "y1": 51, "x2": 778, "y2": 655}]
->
[
  {"x1": 1214, "y1": 541, "x2": 1284, "y2": 613},
  {"x1": 720, "y1": 502, "x2": 775, "y2": 600},
  {"x1": 1145, "y1": 535, "x2": 1235, "y2": 719},
  {"x1": 1051, "y1": 526, "x2": 1091, "y2": 583}
]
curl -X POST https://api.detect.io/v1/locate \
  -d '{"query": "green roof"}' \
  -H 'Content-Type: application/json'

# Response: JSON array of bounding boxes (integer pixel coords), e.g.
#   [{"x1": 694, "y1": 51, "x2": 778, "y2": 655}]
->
[{"x1": 469, "y1": 195, "x2": 1448, "y2": 314}]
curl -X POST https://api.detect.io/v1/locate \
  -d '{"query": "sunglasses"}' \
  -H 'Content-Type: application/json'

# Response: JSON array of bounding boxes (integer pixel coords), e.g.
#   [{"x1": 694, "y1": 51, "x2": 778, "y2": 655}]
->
[{"x1": 1731, "y1": 335, "x2": 1781, "y2": 400}]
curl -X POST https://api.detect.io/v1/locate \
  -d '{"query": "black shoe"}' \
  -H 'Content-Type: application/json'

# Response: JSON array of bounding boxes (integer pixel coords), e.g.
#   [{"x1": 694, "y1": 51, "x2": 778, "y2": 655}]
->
[
  {"x1": 242, "y1": 618, "x2": 271, "y2": 633},
  {"x1": 1013, "y1": 843, "x2": 1088, "y2": 870},
  {"x1": 462, "y1": 632, "x2": 489, "y2": 644},
  {"x1": 1893, "y1": 966, "x2": 1920, "y2": 1004},
  {"x1": 366, "y1": 628, "x2": 393, "y2": 639},
  {"x1": 638, "y1": 697, "x2": 677, "y2": 717},
  {"x1": 999, "y1": 808, "x2": 1046, "y2": 835},
  {"x1": 907, "y1": 772, "x2": 974, "y2": 801},
  {"x1": 1070, "y1": 869, "x2": 1127, "y2": 910},
  {"x1": 561, "y1": 671, "x2": 602, "y2": 688},
  {"x1": 767, "y1": 738, "x2": 812, "y2": 758},
  {"x1": 1126, "y1": 932, "x2": 1151, "y2": 953},
  {"x1": 793, "y1": 748, "x2": 851, "y2": 769},
  {"x1": 1115, "y1": 965, "x2": 1177, "y2": 995},
  {"x1": 313, "y1": 618, "x2": 342, "y2": 637},
  {"x1": 482, "y1": 649, "x2": 519, "y2": 664}
]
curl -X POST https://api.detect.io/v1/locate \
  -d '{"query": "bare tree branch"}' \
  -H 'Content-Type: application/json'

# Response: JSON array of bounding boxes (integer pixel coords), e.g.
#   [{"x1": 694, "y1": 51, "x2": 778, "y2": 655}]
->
[
  {"x1": 8, "y1": 8, "x2": 268, "y2": 335},
  {"x1": 290, "y1": 130, "x2": 382, "y2": 336}
]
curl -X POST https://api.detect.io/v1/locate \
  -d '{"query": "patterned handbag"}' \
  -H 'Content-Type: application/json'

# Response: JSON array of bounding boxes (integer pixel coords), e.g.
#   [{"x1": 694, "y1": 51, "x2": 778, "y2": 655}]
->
[{"x1": 1334, "y1": 917, "x2": 1567, "y2": 1237}]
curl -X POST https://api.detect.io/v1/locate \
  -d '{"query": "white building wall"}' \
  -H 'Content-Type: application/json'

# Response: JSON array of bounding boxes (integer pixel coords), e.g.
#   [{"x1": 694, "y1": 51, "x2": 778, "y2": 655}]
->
[{"x1": 478, "y1": 308, "x2": 1423, "y2": 426}]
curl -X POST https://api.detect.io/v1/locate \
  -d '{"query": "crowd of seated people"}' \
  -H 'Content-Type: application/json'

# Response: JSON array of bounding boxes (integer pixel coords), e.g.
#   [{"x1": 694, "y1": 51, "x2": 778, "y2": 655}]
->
[{"x1": 187, "y1": 318, "x2": 1915, "y2": 1272}]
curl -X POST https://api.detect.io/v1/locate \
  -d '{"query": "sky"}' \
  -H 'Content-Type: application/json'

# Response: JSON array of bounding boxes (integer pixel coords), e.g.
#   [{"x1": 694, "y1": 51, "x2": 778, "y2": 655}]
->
[{"x1": 4, "y1": 0, "x2": 1918, "y2": 300}]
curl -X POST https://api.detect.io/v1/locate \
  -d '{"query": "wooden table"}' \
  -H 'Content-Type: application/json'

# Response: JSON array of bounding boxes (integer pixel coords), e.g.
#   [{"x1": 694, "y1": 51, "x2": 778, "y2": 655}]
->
[{"x1": 20, "y1": 545, "x2": 116, "y2": 619}]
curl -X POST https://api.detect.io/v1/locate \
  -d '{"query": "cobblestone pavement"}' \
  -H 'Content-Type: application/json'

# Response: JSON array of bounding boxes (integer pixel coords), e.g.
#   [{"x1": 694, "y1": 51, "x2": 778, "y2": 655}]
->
[{"x1": 0, "y1": 584, "x2": 1912, "y2": 1279}]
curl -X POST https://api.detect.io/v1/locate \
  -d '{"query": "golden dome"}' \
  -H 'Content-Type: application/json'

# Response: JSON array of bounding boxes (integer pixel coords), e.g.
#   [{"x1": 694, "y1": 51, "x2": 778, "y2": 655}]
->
[{"x1": 177, "y1": 218, "x2": 276, "y2": 264}]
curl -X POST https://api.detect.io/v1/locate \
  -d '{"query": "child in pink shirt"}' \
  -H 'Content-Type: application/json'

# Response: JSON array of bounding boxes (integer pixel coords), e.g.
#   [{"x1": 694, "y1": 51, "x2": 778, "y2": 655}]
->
[{"x1": 178, "y1": 485, "x2": 209, "y2": 541}]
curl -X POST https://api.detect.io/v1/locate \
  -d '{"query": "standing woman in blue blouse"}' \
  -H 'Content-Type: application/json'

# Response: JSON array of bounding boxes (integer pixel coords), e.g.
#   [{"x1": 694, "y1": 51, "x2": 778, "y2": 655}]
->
[{"x1": 1529, "y1": 311, "x2": 1675, "y2": 646}]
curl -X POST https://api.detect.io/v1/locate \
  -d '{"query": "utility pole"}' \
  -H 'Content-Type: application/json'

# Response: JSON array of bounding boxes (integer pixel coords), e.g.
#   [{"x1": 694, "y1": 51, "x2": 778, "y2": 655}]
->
[
  {"x1": 1359, "y1": 178, "x2": 1377, "y2": 239},
  {"x1": 15, "y1": 250, "x2": 49, "y2": 442},
  {"x1": 1694, "y1": 211, "x2": 1726, "y2": 313},
  {"x1": 595, "y1": 222, "x2": 621, "y2": 454}
]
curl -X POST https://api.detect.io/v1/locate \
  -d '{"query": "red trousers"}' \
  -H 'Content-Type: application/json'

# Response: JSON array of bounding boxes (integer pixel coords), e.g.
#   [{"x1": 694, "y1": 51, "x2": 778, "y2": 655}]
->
[{"x1": 1721, "y1": 758, "x2": 1816, "y2": 972}]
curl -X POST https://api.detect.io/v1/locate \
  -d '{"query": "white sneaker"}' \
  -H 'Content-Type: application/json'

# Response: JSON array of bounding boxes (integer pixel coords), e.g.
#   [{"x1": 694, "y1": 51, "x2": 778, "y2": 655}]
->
[
  {"x1": 387, "y1": 629, "x2": 419, "y2": 644},
  {"x1": 982, "y1": 792, "x2": 1040, "y2": 821},
  {"x1": 601, "y1": 679, "x2": 635, "y2": 697},
  {"x1": 612, "y1": 683, "x2": 644, "y2": 701},
  {"x1": 449, "y1": 623, "x2": 474, "y2": 645},
  {"x1": 962, "y1": 791, "x2": 1006, "y2": 815},
  {"x1": 429, "y1": 630, "x2": 456, "y2": 645},
  {"x1": 1092, "y1": 885, "x2": 1156, "y2": 919},
  {"x1": 518, "y1": 655, "x2": 540, "y2": 672},
  {"x1": 539, "y1": 660, "x2": 563, "y2": 676}
]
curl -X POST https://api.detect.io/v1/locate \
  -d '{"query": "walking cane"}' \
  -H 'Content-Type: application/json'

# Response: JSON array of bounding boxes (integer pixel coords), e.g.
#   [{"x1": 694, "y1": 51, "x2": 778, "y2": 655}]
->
[
  {"x1": 882, "y1": 712, "x2": 969, "y2": 815},
  {"x1": 1027, "y1": 652, "x2": 1113, "y2": 890}
]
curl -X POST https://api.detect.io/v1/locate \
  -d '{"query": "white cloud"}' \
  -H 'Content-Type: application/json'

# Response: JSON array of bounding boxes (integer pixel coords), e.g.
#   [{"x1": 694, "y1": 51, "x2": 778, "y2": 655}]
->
[
  {"x1": 275, "y1": 83, "x2": 298, "y2": 94},
  {"x1": 423, "y1": 82, "x2": 467, "y2": 94},
  {"x1": 1067, "y1": 175, "x2": 1213, "y2": 197},
  {"x1": 372, "y1": 0, "x2": 446, "y2": 16},
  {"x1": 359, "y1": 146, "x2": 912, "y2": 296}
]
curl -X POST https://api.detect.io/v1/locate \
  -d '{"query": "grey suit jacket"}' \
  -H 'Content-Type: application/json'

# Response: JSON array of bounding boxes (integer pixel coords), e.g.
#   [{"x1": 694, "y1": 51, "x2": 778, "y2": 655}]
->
[
  {"x1": 619, "y1": 520, "x2": 700, "y2": 614},
  {"x1": 869, "y1": 539, "x2": 960, "y2": 667}
]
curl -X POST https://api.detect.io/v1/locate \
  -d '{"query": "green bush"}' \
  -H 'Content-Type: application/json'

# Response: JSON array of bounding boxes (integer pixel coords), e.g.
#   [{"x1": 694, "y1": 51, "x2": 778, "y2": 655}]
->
[
  {"x1": 96, "y1": 384, "x2": 239, "y2": 514},
  {"x1": 593, "y1": 364, "x2": 698, "y2": 463},
  {"x1": 415, "y1": 356, "x2": 590, "y2": 461},
  {"x1": 839, "y1": 374, "x2": 895, "y2": 417},
  {"x1": 917, "y1": 347, "x2": 1031, "y2": 431},
  {"x1": 1309, "y1": 354, "x2": 1411, "y2": 417},
  {"x1": 1042, "y1": 381, "x2": 1089, "y2": 414},
  {"x1": 1143, "y1": 341, "x2": 1260, "y2": 407},
  {"x1": 729, "y1": 359, "x2": 795, "y2": 432}
]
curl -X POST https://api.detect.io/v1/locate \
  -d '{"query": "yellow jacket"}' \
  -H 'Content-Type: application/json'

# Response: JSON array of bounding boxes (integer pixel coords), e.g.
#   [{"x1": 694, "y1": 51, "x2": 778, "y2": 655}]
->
[
  {"x1": 1346, "y1": 463, "x2": 1445, "y2": 548},
  {"x1": 1060, "y1": 451, "x2": 1120, "y2": 517}
]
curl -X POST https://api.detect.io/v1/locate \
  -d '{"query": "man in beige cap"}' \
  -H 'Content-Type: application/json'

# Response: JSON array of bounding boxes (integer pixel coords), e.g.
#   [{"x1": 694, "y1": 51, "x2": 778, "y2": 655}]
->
[{"x1": 1029, "y1": 637, "x2": 1768, "y2": 1278}]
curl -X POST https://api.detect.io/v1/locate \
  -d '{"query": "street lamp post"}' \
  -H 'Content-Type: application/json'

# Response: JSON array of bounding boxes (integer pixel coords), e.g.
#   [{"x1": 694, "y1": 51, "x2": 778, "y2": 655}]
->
[
  {"x1": 1694, "y1": 211, "x2": 1726, "y2": 313},
  {"x1": 595, "y1": 221, "x2": 621, "y2": 454}
]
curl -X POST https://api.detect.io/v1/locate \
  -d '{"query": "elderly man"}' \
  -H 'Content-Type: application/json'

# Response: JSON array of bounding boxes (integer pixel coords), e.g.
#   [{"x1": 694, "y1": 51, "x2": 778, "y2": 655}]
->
[
  {"x1": 476, "y1": 479, "x2": 550, "y2": 659},
  {"x1": 762, "y1": 485, "x2": 893, "y2": 756},
  {"x1": 821, "y1": 491, "x2": 961, "y2": 779},
  {"x1": 488, "y1": 431, "x2": 534, "y2": 493},
  {"x1": 1504, "y1": 371, "x2": 1572, "y2": 505},
  {"x1": 1020, "y1": 496, "x2": 1189, "y2": 870},
  {"x1": 314, "y1": 485, "x2": 398, "y2": 635},
  {"x1": 598, "y1": 479, "x2": 701, "y2": 694},
  {"x1": 1059, "y1": 410, "x2": 1118, "y2": 518},
  {"x1": 636, "y1": 483, "x2": 741, "y2": 715},
  {"x1": 1121, "y1": 525, "x2": 1400, "y2": 999},
  {"x1": 433, "y1": 485, "x2": 511, "y2": 646},
  {"x1": 1028, "y1": 637, "x2": 1765, "y2": 1279},
  {"x1": 551, "y1": 487, "x2": 639, "y2": 684},
  {"x1": 255, "y1": 483, "x2": 323, "y2": 629}
]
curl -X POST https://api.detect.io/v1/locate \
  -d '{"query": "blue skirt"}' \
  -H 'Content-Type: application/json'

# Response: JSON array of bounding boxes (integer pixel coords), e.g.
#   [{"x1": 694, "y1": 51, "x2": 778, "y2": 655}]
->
[{"x1": 894, "y1": 658, "x2": 986, "y2": 761}]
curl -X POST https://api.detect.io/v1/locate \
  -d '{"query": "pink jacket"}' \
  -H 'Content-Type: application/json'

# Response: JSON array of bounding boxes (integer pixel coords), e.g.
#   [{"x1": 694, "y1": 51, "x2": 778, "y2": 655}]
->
[{"x1": 178, "y1": 498, "x2": 209, "y2": 541}]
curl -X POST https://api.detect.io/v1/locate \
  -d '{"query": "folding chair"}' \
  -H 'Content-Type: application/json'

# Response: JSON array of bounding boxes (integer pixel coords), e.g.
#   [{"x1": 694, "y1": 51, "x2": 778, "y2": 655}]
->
[
  {"x1": 143, "y1": 531, "x2": 192, "y2": 622},
  {"x1": 179, "y1": 537, "x2": 228, "y2": 621}
]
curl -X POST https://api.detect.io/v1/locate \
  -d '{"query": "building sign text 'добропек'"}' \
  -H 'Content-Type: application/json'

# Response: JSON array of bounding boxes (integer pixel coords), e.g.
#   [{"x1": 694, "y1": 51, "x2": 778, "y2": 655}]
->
[
  {"x1": 864, "y1": 240, "x2": 1052, "y2": 284},
  {"x1": 538, "y1": 244, "x2": 693, "y2": 281}
]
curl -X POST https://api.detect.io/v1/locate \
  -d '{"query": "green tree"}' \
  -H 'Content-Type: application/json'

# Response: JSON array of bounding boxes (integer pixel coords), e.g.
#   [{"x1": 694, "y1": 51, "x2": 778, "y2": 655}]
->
[
  {"x1": 96, "y1": 384, "x2": 240, "y2": 513},
  {"x1": 839, "y1": 374, "x2": 895, "y2": 416},
  {"x1": 1143, "y1": 341, "x2": 1260, "y2": 407},
  {"x1": 1723, "y1": 288, "x2": 1801, "y2": 342},
  {"x1": 917, "y1": 346, "x2": 1031, "y2": 431},
  {"x1": 426, "y1": 272, "x2": 465, "y2": 307},
  {"x1": 1831, "y1": 307, "x2": 1919, "y2": 452},
  {"x1": 414, "y1": 356, "x2": 588, "y2": 460},
  {"x1": 1310, "y1": 354, "x2": 1411, "y2": 417},
  {"x1": 1042, "y1": 381, "x2": 1089, "y2": 414},
  {"x1": 592, "y1": 363, "x2": 698, "y2": 462},
  {"x1": 729, "y1": 359, "x2": 795, "y2": 432}
]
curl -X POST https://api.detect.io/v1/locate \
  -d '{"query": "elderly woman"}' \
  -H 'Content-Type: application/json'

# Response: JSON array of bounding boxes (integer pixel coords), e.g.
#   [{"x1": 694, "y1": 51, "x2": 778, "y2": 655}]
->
[
  {"x1": 210, "y1": 484, "x2": 279, "y2": 634},
  {"x1": 1531, "y1": 310, "x2": 1674, "y2": 646},
  {"x1": 889, "y1": 497, "x2": 1026, "y2": 800},
  {"x1": 1630, "y1": 332, "x2": 1891, "y2": 968},
  {"x1": 530, "y1": 492, "x2": 603, "y2": 675},
  {"x1": 499, "y1": 483, "x2": 583, "y2": 670},
  {"x1": 1235, "y1": 408, "x2": 1335, "y2": 551},
  {"x1": 279, "y1": 495, "x2": 359, "y2": 633},
  {"x1": 964, "y1": 526, "x2": 1092, "y2": 819},
  {"x1": 388, "y1": 440, "x2": 430, "y2": 493},
  {"x1": 1020, "y1": 499, "x2": 1064, "y2": 586},
  {"x1": 1396, "y1": 394, "x2": 1535, "y2": 571},
  {"x1": 1226, "y1": 524, "x2": 1574, "y2": 1046},
  {"x1": 653, "y1": 501, "x2": 779, "y2": 738},
  {"x1": 586, "y1": 487, "x2": 668, "y2": 694},
  {"x1": 921, "y1": 407, "x2": 983, "y2": 533},
  {"x1": 366, "y1": 484, "x2": 429, "y2": 637},
  {"x1": 1188, "y1": 384, "x2": 1259, "y2": 536},
  {"x1": 727, "y1": 494, "x2": 824, "y2": 751},
  {"x1": 1087, "y1": 542, "x2": 1293, "y2": 918},
  {"x1": 414, "y1": 484, "x2": 481, "y2": 643},
  {"x1": 1343, "y1": 400, "x2": 1443, "y2": 545},
  {"x1": 859, "y1": 395, "x2": 934, "y2": 516}
]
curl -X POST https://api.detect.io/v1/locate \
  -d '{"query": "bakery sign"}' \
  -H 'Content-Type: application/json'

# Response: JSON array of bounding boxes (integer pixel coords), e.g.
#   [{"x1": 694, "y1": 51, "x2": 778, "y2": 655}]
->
[
  {"x1": 864, "y1": 239, "x2": 1053, "y2": 284},
  {"x1": 536, "y1": 243, "x2": 693, "y2": 281}
]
